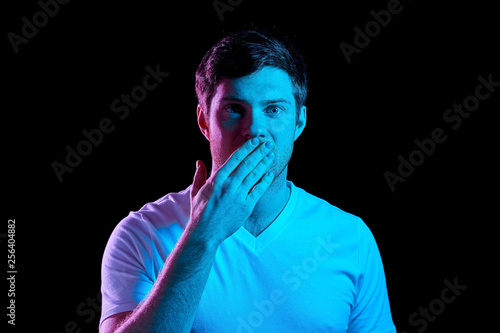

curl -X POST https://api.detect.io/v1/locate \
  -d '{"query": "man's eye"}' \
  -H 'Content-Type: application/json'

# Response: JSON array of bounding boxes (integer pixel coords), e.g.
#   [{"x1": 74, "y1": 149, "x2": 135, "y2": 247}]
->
[
  {"x1": 226, "y1": 105, "x2": 243, "y2": 114},
  {"x1": 266, "y1": 106, "x2": 284, "y2": 115}
]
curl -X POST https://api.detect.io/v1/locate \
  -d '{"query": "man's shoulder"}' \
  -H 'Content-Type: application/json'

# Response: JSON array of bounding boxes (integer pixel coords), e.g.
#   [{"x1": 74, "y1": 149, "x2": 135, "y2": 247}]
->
[
  {"x1": 294, "y1": 183, "x2": 363, "y2": 225},
  {"x1": 292, "y1": 183, "x2": 377, "y2": 255},
  {"x1": 112, "y1": 185, "x2": 192, "y2": 237}
]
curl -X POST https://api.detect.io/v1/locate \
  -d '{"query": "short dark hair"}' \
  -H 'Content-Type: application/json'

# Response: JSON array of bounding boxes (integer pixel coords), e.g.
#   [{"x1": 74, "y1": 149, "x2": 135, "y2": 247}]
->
[{"x1": 195, "y1": 29, "x2": 308, "y2": 116}]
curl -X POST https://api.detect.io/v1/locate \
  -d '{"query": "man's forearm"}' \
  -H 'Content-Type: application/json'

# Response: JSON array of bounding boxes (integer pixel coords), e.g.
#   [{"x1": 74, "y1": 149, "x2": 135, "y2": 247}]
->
[
  {"x1": 112, "y1": 140, "x2": 274, "y2": 332},
  {"x1": 115, "y1": 224, "x2": 218, "y2": 333}
]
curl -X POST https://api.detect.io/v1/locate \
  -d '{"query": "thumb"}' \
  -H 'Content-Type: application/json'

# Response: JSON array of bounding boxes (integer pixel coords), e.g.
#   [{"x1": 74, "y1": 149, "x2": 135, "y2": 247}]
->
[{"x1": 191, "y1": 160, "x2": 207, "y2": 199}]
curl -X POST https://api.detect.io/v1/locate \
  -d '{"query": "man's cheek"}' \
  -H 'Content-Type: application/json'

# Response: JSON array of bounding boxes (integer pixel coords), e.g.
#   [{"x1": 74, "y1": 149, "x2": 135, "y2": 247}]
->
[{"x1": 270, "y1": 116, "x2": 293, "y2": 133}]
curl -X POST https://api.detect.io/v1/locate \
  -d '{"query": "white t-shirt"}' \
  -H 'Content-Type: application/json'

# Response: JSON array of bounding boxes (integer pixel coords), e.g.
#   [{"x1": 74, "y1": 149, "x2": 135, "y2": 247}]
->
[{"x1": 100, "y1": 181, "x2": 396, "y2": 332}]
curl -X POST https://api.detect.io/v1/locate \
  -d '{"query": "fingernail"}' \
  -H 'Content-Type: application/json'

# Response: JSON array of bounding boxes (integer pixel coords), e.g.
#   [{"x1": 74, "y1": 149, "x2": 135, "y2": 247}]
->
[
  {"x1": 267, "y1": 171, "x2": 274, "y2": 178},
  {"x1": 266, "y1": 152, "x2": 275, "y2": 159},
  {"x1": 265, "y1": 141, "x2": 273, "y2": 149},
  {"x1": 251, "y1": 138, "x2": 260, "y2": 146}
]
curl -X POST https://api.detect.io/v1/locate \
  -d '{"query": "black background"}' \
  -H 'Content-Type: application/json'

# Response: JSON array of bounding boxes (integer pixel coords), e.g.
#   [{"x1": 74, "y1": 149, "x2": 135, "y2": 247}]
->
[{"x1": 4, "y1": 0, "x2": 498, "y2": 331}]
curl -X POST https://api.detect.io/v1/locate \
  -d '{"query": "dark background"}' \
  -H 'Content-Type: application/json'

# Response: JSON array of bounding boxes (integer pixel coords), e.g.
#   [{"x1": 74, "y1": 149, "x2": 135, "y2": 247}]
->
[{"x1": 4, "y1": 0, "x2": 498, "y2": 331}]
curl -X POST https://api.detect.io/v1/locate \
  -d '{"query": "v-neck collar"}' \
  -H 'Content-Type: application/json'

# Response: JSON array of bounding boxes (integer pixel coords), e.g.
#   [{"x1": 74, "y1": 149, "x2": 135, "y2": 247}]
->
[{"x1": 232, "y1": 181, "x2": 298, "y2": 254}]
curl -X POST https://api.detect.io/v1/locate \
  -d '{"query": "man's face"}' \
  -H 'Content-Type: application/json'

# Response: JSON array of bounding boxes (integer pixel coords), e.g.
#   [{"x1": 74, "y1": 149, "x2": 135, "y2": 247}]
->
[{"x1": 198, "y1": 66, "x2": 306, "y2": 179}]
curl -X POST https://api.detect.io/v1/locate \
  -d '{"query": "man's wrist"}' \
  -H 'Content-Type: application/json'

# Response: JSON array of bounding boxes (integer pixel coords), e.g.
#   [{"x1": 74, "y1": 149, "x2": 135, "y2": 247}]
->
[{"x1": 185, "y1": 222, "x2": 221, "y2": 254}]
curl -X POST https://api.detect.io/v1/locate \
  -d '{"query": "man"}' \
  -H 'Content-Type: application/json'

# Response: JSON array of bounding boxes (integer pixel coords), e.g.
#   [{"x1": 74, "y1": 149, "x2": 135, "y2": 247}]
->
[{"x1": 99, "y1": 30, "x2": 396, "y2": 332}]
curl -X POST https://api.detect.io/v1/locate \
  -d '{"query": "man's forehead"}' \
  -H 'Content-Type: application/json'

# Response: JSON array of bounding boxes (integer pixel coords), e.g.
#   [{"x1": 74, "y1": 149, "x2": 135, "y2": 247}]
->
[{"x1": 213, "y1": 66, "x2": 295, "y2": 104}]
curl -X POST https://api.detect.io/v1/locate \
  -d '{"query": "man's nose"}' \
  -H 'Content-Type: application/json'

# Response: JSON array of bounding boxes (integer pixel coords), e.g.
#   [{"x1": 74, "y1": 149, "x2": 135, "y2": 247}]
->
[{"x1": 241, "y1": 110, "x2": 266, "y2": 139}]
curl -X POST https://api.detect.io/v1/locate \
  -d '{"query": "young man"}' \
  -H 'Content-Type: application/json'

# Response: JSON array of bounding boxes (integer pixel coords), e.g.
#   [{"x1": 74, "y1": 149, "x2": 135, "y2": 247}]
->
[{"x1": 99, "y1": 30, "x2": 396, "y2": 332}]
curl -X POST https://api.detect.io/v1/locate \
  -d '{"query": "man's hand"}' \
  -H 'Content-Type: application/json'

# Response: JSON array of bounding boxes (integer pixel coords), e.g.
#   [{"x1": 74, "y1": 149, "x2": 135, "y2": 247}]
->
[
  {"x1": 104, "y1": 139, "x2": 275, "y2": 333},
  {"x1": 189, "y1": 138, "x2": 275, "y2": 247}
]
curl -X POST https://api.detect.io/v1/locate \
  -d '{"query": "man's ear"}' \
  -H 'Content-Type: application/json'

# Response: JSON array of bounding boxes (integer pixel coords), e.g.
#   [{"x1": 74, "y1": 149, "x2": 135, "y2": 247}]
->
[
  {"x1": 294, "y1": 105, "x2": 307, "y2": 141},
  {"x1": 197, "y1": 105, "x2": 210, "y2": 141}
]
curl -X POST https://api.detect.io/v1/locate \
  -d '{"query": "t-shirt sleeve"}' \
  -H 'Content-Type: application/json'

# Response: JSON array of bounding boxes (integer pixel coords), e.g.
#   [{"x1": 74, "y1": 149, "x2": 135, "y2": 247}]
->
[
  {"x1": 347, "y1": 219, "x2": 396, "y2": 333},
  {"x1": 99, "y1": 216, "x2": 156, "y2": 328}
]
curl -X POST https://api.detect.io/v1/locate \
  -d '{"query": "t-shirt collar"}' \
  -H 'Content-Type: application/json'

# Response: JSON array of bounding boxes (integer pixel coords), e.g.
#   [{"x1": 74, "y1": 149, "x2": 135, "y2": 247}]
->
[{"x1": 232, "y1": 180, "x2": 298, "y2": 253}]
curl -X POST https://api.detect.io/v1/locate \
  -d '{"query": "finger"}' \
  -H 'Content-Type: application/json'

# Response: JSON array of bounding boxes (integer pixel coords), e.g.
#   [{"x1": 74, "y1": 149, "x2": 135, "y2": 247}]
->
[
  {"x1": 247, "y1": 171, "x2": 274, "y2": 202},
  {"x1": 191, "y1": 160, "x2": 207, "y2": 199},
  {"x1": 229, "y1": 141, "x2": 272, "y2": 185},
  {"x1": 222, "y1": 141, "x2": 274, "y2": 194},
  {"x1": 239, "y1": 150, "x2": 274, "y2": 194},
  {"x1": 215, "y1": 138, "x2": 260, "y2": 183}
]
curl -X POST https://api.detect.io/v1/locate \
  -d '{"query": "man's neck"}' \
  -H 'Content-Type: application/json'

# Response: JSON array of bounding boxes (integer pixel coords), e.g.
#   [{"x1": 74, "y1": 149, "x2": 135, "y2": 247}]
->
[{"x1": 244, "y1": 166, "x2": 290, "y2": 237}]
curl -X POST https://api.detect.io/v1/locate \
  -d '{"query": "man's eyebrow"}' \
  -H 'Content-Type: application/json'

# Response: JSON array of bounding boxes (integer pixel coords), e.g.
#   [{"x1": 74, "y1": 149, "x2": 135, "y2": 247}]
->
[
  {"x1": 221, "y1": 96, "x2": 292, "y2": 105},
  {"x1": 221, "y1": 96, "x2": 248, "y2": 103},
  {"x1": 261, "y1": 98, "x2": 292, "y2": 105}
]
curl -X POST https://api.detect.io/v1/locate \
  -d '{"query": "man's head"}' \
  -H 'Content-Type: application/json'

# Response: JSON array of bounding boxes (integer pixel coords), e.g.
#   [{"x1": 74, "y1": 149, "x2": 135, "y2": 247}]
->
[
  {"x1": 195, "y1": 30, "x2": 308, "y2": 180},
  {"x1": 195, "y1": 30, "x2": 308, "y2": 118}
]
